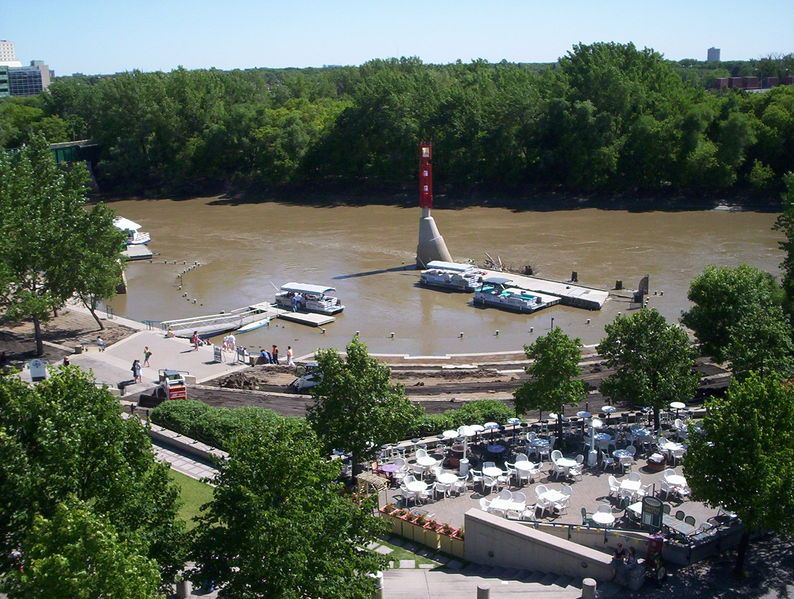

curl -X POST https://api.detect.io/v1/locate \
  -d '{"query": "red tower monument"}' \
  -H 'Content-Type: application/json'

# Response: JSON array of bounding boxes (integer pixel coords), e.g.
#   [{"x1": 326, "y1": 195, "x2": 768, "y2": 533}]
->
[
  {"x1": 419, "y1": 142, "x2": 433, "y2": 212},
  {"x1": 416, "y1": 142, "x2": 452, "y2": 266}
]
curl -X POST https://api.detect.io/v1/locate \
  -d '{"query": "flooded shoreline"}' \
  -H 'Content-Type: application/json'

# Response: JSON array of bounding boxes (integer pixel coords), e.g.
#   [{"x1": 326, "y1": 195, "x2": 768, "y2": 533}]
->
[{"x1": 106, "y1": 197, "x2": 783, "y2": 356}]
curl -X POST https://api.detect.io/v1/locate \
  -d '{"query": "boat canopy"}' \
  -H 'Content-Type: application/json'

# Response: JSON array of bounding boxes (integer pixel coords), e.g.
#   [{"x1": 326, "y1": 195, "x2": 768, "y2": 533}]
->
[
  {"x1": 425, "y1": 260, "x2": 476, "y2": 273},
  {"x1": 280, "y1": 282, "x2": 336, "y2": 295},
  {"x1": 481, "y1": 275, "x2": 514, "y2": 285},
  {"x1": 113, "y1": 217, "x2": 142, "y2": 231}
]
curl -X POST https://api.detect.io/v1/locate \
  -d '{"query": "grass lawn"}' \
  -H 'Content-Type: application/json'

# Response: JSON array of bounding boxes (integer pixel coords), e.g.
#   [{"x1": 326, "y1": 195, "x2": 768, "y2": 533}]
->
[
  {"x1": 378, "y1": 538, "x2": 441, "y2": 568},
  {"x1": 168, "y1": 470, "x2": 213, "y2": 530}
]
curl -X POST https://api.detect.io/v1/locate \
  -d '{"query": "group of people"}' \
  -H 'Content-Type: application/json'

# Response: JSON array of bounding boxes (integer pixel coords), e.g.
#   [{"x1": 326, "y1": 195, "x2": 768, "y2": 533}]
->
[
  {"x1": 259, "y1": 344, "x2": 295, "y2": 366},
  {"x1": 129, "y1": 346, "x2": 152, "y2": 383}
]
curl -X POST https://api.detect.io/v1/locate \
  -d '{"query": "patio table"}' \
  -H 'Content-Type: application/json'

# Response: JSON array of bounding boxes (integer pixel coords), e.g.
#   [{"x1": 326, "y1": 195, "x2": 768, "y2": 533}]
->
[
  {"x1": 405, "y1": 480, "x2": 428, "y2": 493},
  {"x1": 555, "y1": 457, "x2": 577, "y2": 474},
  {"x1": 620, "y1": 479, "x2": 641, "y2": 493},
  {"x1": 379, "y1": 463, "x2": 399, "y2": 482},
  {"x1": 514, "y1": 461, "x2": 536, "y2": 473},
  {"x1": 591, "y1": 511, "x2": 616, "y2": 526},
  {"x1": 435, "y1": 472, "x2": 458, "y2": 485},
  {"x1": 482, "y1": 466, "x2": 504, "y2": 478},
  {"x1": 486, "y1": 444, "x2": 506, "y2": 454},
  {"x1": 665, "y1": 474, "x2": 687, "y2": 488},
  {"x1": 539, "y1": 489, "x2": 567, "y2": 504},
  {"x1": 663, "y1": 515, "x2": 696, "y2": 537},
  {"x1": 416, "y1": 455, "x2": 438, "y2": 468}
]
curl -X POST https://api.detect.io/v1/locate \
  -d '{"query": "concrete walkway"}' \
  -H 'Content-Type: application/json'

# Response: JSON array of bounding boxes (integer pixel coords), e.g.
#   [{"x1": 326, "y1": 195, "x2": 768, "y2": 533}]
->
[
  {"x1": 70, "y1": 330, "x2": 249, "y2": 392},
  {"x1": 152, "y1": 442, "x2": 218, "y2": 482}
]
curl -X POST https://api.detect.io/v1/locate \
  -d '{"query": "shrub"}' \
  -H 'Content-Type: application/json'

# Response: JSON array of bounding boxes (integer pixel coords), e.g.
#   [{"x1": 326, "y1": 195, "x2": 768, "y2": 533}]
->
[{"x1": 150, "y1": 401, "x2": 283, "y2": 450}]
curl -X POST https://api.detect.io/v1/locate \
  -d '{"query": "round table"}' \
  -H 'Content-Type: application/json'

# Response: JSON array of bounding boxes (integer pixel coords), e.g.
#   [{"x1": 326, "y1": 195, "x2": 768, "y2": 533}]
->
[
  {"x1": 435, "y1": 472, "x2": 459, "y2": 485},
  {"x1": 482, "y1": 466, "x2": 503, "y2": 478},
  {"x1": 405, "y1": 480, "x2": 428, "y2": 493},
  {"x1": 514, "y1": 461, "x2": 536, "y2": 473},
  {"x1": 416, "y1": 456, "x2": 437, "y2": 468},
  {"x1": 670, "y1": 401, "x2": 687, "y2": 417},
  {"x1": 486, "y1": 444, "x2": 506, "y2": 454},
  {"x1": 601, "y1": 405, "x2": 617, "y2": 423},
  {"x1": 613, "y1": 449, "x2": 631, "y2": 460},
  {"x1": 594, "y1": 433, "x2": 612, "y2": 443},
  {"x1": 441, "y1": 429, "x2": 459, "y2": 440},
  {"x1": 591, "y1": 511, "x2": 616, "y2": 526}
]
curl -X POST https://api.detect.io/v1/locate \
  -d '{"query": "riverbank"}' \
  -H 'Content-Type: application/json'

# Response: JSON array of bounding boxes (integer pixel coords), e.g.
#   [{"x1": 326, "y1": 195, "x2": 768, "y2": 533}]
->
[{"x1": 93, "y1": 185, "x2": 783, "y2": 213}]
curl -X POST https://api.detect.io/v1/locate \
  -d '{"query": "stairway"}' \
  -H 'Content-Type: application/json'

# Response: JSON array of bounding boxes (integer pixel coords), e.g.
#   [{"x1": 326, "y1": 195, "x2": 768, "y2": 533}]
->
[{"x1": 383, "y1": 563, "x2": 623, "y2": 598}]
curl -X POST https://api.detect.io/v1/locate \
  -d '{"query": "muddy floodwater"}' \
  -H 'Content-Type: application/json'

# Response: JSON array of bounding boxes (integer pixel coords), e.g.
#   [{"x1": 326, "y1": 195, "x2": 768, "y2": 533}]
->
[{"x1": 106, "y1": 197, "x2": 783, "y2": 356}]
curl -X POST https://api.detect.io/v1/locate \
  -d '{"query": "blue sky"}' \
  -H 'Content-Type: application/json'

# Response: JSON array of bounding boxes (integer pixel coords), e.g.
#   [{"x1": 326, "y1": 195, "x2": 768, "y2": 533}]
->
[{"x1": 3, "y1": 0, "x2": 792, "y2": 75}]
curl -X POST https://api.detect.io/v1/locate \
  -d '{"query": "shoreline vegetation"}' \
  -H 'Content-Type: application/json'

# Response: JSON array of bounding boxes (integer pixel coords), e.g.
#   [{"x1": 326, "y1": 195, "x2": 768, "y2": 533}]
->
[
  {"x1": 4, "y1": 43, "x2": 793, "y2": 210},
  {"x1": 94, "y1": 186, "x2": 784, "y2": 213}
]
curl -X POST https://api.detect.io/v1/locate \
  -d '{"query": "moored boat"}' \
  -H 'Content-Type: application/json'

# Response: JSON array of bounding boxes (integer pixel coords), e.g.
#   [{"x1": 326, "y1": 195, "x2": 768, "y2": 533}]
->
[
  {"x1": 473, "y1": 275, "x2": 552, "y2": 313},
  {"x1": 275, "y1": 282, "x2": 344, "y2": 315},
  {"x1": 420, "y1": 260, "x2": 483, "y2": 292},
  {"x1": 114, "y1": 217, "x2": 151, "y2": 245}
]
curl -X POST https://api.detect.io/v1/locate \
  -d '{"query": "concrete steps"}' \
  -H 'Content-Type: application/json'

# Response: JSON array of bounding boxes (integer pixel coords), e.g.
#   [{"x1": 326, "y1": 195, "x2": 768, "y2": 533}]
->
[{"x1": 384, "y1": 564, "x2": 585, "y2": 598}]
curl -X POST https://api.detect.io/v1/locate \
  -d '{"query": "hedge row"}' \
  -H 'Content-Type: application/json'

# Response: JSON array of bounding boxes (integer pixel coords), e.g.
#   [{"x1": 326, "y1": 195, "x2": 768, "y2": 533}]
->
[
  {"x1": 151, "y1": 399, "x2": 514, "y2": 450},
  {"x1": 150, "y1": 400, "x2": 284, "y2": 451}
]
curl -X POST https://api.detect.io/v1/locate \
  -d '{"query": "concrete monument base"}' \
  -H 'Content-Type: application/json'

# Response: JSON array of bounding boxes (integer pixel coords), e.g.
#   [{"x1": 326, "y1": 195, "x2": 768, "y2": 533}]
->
[{"x1": 416, "y1": 213, "x2": 452, "y2": 267}]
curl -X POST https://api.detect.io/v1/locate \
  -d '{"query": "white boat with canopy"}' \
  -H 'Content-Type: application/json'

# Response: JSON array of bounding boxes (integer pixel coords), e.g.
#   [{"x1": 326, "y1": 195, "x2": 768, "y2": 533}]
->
[
  {"x1": 275, "y1": 282, "x2": 344, "y2": 315},
  {"x1": 473, "y1": 275, "x2": 555, "y2": 313},
  {"x1": 113, "y1": 217, "x2": 151, "y2": 245},
  {"x1": 420, "y1": 260, "x2": 483, "y2": 292}
]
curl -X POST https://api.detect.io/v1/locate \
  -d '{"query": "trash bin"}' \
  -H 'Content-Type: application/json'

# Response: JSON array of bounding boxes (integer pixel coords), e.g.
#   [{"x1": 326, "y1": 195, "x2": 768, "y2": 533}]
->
[
  {"x1": 459, "y1": 458, "x2": 469, "y2": 476},
  {"x1": 117, "y1": 381, "x2": 126, "y2": 397}
]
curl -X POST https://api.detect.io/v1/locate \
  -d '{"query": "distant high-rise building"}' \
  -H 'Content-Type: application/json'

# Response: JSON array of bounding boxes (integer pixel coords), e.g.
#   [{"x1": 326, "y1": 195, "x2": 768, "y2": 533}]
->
[
  {"x1": 8, "y1": 61, "x2": 53, "y2": 96},
  {"x1": 0, "y1": 39, "x2": 22, "y2": 67},
  {"x1": 0, "y1": 66, "x2": 9, "y2": 97},
  {"x1": 707, "y1": 47, "x2": 721, "y2": 62}
]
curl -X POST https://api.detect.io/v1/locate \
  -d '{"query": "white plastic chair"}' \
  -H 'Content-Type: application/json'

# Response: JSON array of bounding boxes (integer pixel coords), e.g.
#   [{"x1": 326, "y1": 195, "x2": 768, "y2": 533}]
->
[
  {"x1": 416, "y1": 448, "x2": 428, "y2": 459},
  {"x1": 628, "y1": 472, "x2": 641, "y2": 482},
  {"x1": 431, "y1": 481, "x2": 450, "y2": 500},
  {"x1": 479, "y1": 497, "x2": 491, "y2": 512},
  {"x1": 516, "y1": 453, "x2": 529, "y2": 462},
  {"x1": 608, "y1": 475, "x2": 620, "y2": 498},
  {"x1": 535, "y1": 485, "x2": 551, "y2": 516},
  {"x1": 482, "y1": 476, "x2": 499, "y2": 495},
  {"x1": 453, "y1": 475, "x2": 468, "y2": 496},
  {"x1": 469, "y1": 469, "x2": 484, "y2": 492}
]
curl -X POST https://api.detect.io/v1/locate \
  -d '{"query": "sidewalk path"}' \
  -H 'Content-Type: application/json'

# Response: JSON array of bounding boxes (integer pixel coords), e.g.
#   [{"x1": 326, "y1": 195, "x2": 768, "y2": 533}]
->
[
  {"x1": 70, "y1": 330, "x2": 249, "y2": 390},
  {"x1": 152, "y1": 441, "x2": 218, "y2": 482}
]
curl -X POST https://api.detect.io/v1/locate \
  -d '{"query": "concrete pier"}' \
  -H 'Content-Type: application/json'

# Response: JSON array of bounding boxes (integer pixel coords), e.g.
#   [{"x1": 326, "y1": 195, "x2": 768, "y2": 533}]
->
[{"x1": 417, "y1": 209, "x2": 452, "y2": 267}]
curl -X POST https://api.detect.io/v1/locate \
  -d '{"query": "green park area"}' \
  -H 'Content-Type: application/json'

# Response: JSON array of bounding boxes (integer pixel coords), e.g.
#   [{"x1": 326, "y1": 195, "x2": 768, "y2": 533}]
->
[{"x1": 168, "y1": 470, "x2": 213, "y2": 531}]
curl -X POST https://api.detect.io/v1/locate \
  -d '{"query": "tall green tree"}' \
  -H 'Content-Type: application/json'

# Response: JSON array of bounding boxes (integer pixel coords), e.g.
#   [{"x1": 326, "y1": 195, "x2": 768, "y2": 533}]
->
[
  {"x1": 307, "y1": 337, "x2": 420, "y2": 470},
  {"x1": 513, "y1": 327, "x2": 587, "y2": 442},
  {"x1": 682, "y1": 264, "x2": 783, "y2": 362},
  {"x1": 9, "y1": 499, "x2": 161, "y2": 599},
  {"x1": 774, "y1": 172, "x2": 794, "y2": 316},
  {"x1": 0, "y1": 368, "x2": 186, "y2": 587},
  {"x1": 0, "y1": 137, "x2": 125, "y2": 354},
  {"x1": 190, "y1": 418, "x2": 386, "y2": 598},
  {"x1": 725, "y1": 303, "x2": 794, "y2": 379},
  {"x1": 598, "y1": 308, "x2": 698, "y2": 431},
  {"x1": 684, "y1": 374, "x2": 794, "y2": 575}
]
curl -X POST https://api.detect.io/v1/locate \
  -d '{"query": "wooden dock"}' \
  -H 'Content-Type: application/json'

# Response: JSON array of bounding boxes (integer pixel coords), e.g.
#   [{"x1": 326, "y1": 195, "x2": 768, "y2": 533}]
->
[
  {"x1": 481, "y1": 270, "x2": 608, "y2": 310},
  {"x1": 122, "y1": 245, "x2": 153, "y2": 261},
  {"x1": 248, "y1": 302, "x2": 336, "y2": 327}
]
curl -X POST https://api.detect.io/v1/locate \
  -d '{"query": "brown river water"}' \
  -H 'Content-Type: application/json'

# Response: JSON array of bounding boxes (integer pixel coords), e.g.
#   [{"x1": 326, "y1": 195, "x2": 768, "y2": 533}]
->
[{"x1": 106, "y1": 197, "x2": 783, "y2": 356}]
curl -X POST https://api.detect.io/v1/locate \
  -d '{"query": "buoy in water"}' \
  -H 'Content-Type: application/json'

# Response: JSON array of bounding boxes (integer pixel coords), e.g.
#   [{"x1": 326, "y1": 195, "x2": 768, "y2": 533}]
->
[
  {"x1": 586, "y1": 319, "x2": 591, "y2": 325},
  {"x1": 530, "y1": 327, "x2": 534, "y2": 333},
  {"x1": 495, "y1": 330, "x2": 499, "y2": 336},
  {"x1": 390, "y1": 332, "x2": 395, "y2": 338},
  {"x1": 459, "y1": 332, "x2": 464, "y2": 338}
]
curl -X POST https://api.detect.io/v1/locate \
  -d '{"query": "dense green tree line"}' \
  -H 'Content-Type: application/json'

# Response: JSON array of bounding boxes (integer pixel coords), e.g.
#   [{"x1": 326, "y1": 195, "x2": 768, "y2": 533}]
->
[{"x1": 1, "y1": 43, "x2": 793, "y2": 199}]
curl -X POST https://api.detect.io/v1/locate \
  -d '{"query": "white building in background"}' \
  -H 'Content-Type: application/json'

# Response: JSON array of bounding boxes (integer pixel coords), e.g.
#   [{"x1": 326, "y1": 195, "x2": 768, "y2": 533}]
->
[{"x1": 0, "y1": 40, "x2": 22, "y2": 67}]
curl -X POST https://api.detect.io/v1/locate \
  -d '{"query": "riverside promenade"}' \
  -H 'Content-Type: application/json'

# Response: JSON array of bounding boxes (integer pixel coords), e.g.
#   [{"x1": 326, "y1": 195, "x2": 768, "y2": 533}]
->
[{"x1": 69, "y1": 330, "x2": 249, "y2": 395}]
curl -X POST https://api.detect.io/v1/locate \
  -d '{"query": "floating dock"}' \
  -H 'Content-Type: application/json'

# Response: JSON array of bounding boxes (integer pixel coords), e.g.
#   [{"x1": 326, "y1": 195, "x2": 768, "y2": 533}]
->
[
  {"x1": 249, "y1": 302, "x2": 336, "y2": 327},
  {"x1": 122, "y1": 245, "x2": 153, "y2": 261},
  {"x1": 480, "y1": 270, "x2": 608, "y2": 310}
]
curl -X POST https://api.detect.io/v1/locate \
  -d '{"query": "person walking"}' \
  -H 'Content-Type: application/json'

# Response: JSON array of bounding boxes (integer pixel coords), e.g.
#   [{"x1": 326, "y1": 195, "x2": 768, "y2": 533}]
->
[
  {"x1": 191, "y1": 331, "x2": 199, "y2": 351},
  {"x1": 271, "y1": 345, "x2": 280, "y2": 365},
  {"x1": 143, "y1": 346, "x2": 152, "y2": 367},
  {"x1": 131, "y1": 359, "x2": 142, "y2": 383},
  {"x1": 62, "y1": 356, "x2": 70, "y2": 366},
  {"x1": 287, "y1": 345, "x2": 294, "y2": 367},
  {"x1": 96, "y1": 336, "x2": 106, "y2": 352}
]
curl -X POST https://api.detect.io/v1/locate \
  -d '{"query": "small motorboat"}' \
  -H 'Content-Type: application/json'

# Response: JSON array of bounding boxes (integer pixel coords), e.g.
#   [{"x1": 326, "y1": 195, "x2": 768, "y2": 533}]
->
[
  {"x1": 237, "y1": 317, "x2": 272, "y2": 333},
  {"x1": 275, "y1": 282, "x2": 344, "y2": 315},
  {"x1": 473, "y1": 275, "x2": 554, "y2": 313}
]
